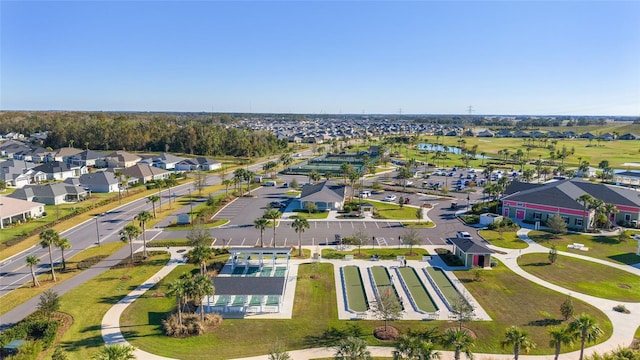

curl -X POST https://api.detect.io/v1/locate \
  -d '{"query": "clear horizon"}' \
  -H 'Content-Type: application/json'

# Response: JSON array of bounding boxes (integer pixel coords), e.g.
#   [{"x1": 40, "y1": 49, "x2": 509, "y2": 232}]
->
[{"x1": 2, "y1": 1, "x2": 639, "y2": 116}]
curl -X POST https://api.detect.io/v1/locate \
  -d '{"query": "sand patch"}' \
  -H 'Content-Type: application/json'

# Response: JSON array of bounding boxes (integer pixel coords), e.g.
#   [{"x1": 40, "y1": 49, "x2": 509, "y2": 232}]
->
[{"x1": 622, "y1": 163, "x2": 640, "y2": 167}]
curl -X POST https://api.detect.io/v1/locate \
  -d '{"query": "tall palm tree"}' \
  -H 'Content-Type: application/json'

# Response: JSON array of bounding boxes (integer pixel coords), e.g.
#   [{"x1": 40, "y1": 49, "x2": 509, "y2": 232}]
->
[
  {"x1": 136, "y1": 210, "x2": 153, "y2": 259},
  {"x1": 119, "y1": 224, "x2": 141, "y2": 265},
  {"x1": 54, "y1": 237, "x2": 71, "y2": 271},
  {"x1": 501, "y1": 326, "x2": 535, "y2": 360},
  {"x1": 222, "y1": 179, "x2": 233, "y2": 197},
  {"x1": 91, "y1": 344, "x2": 136, "y2": 360},
  {"x1": 602, "y1": 203, "x2": 618, "y2": 229},
  {"x1": 156, "y1": 179, "x2": 165, "y2": 210},
  {"x1": 441, "y1": 328, "x2": 474, "y2": 360},
  {"x1": 165, "y1": 176, "x2": 178, "y2": 209},
  {"x1": 254, "y1": 217, "x2": 269, "y2": 248},
  {"x1": 291, "y1": 217, "x2": 310, "y2": 257},
  {"x1": 393, "y1": 335, "x2": 440, "y2": 360},
  {"x1": 548, "y1": 325, "x2": 574, "y2": 360},
  {"x1": 39, "y1": 229, "x2": 59, "y2": 282},
  {"x1": 340, "y1": 162, "x2": 352, "y2": 185},
  {"x1": 26, "y1": 255, "x2": 41, "y2": 287},
  {"x1": 576, "y1": 194, "x2": 593, "y2": 232},
  {"x1": 166, "y1": 277, "x2": 187, "y2": 326},
  {"x1": 147, "y1": 195, "x2": 160, "y2": 218},
  {"x1": 188, "y1": 245, "x2": 214, "y2": 276},
  {"x1": 588, "y1": 198, "x2": 605, "y2": 230},
  {"x1": 334, "y1": 336, "x2": 372, "y2": 360},
  {"x1": 569, "y1": 313, "x2": 603, "y2": 360},
  {"x1": 263, "y1": 209, "x2": 281, "y2": 247},
  {"x1": 188, "y1": 274, "x2": 215, "y2": 321}
]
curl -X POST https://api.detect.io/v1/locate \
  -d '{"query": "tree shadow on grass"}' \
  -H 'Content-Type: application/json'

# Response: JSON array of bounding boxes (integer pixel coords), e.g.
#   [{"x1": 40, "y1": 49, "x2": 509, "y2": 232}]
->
[
  {"x1": 608, "y1": 253, "x2": 640, "y2": 265},
  {"x1": 521, "y1": 262, "x2": 552, "y2": 267},
  {"x1": 302, "y1": 324, "x2": 364, "y2": 347}
]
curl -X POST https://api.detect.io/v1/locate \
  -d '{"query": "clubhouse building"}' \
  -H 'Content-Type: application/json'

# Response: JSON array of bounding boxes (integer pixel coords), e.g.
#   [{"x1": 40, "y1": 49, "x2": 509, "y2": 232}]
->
[{"x1": 501, "y1": 179, "x2": 640, "y2": 230}]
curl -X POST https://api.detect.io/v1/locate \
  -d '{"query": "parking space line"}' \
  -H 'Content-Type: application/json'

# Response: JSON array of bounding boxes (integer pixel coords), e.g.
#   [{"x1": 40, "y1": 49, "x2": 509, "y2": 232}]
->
[
  {"x1": 338, "y1": 222, "x2": 342, "y2": 229},
  {"x1": 240, "y1": 238, "x2": 246, "y2": 246},
  {"x1": 326, "y1": 222, "x2": 330, "y2": 228},
  {"x1": 311, "y1": 237, "x2": 314, "y2": 246}
]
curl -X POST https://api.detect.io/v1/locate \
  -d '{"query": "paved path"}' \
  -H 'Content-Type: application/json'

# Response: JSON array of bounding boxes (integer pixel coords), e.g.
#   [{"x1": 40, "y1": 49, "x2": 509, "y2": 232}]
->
[{"x1": 100, "y1": 226, "x2": 640, "y2": 359}]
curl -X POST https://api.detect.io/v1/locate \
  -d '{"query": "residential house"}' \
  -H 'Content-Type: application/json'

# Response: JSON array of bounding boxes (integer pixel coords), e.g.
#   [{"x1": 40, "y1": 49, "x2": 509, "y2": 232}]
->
[
  {"x1": 175, "y1": 157, "x2": 221, "y2": 171},
  {"x1": 501, "y1": 179, "x2": 640, "y2": 229},
  {"x1": 65, "y1": 171, "x2": 120, "y2": 193},
  {"x1": 618, "y1": 133, "x2": 640, "y2": 140},
  {"x1": 477, "y1": 130, "x2": 495, "y2": 137},
  {"x1": 8, "y1": 183, "x2": 89, "y2": 205},
  {"x1": 32, "y1": 161, "x2": 87, "y2": 181},
  {"x1": 98, "y1": 150, "x2": 142, "y2": 168},
  {"x1": 46, "y1": 147, "x2": 83, "y2": 163},
  {"x1": 580, "y1": 132, "x2": 597, "y2": 139},
  {"x1": 68, "y1": 150, "x2": 108, "y2": 167},
  {"x1": 119, "y1": 164, "x2": 170, "y2": 184},
  {"x1": 13, "y1": 147, "x2": 50, "y2": 163},
  {"x1": 598, "y1": 133, "x2": 615, "y2": 141},
  {"x1": 0, "y1": 160, "x2": 44, "y2": 188},
  {"x1": 0, "y1": 196, "x2": 46, "y2": 229},
  {"x1": 0, "y1": 141, "x2": 32, "y2": 158},
  {"x1": 299, "y1": 181, "x2": 346, "y2": 211}
]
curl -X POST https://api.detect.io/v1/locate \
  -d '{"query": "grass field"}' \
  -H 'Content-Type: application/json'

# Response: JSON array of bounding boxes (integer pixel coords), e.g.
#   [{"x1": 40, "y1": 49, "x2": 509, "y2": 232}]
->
[
  {"x1": 397, "y1": 266, "x2": 438, "y2": 313},
  {"x1": 518, "y1": 253, "x2": 640, "y2": 302},
  {"x1": 290, "y1": 210, "x2": 330, "y2": 219},
  {"x1": 369, "y1": 200, "x2": 422, "y2": 220},
  {"x1": 479, "y1": 230, "x2": 528, "y2": 249},
  {"x1": 342, "y1": 265, "x2": 368, "y2": 312},
  {"x1": 322, "y1": 247, "x2": 429, "y2": 260},
  {"x1": 527, "y1": 230, "x2": 640, "y2": 265}
]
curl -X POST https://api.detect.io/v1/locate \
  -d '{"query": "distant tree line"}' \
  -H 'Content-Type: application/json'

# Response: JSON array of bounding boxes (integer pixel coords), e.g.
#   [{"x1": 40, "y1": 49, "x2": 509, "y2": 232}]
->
[{"x1": 0, "y1": 112, "x2": 287, "y2": 157}]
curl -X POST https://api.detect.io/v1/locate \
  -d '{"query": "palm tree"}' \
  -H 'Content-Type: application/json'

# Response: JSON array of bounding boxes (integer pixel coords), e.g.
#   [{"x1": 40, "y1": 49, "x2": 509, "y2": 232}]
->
[
  {"x1": 334, "y1": 336, "x2": 372, "y2": 360},
  {"x1": 588, "y1": 198, "x2": 605, "y2": 230},
  {"x1": 602, "y1": 203, "x2": 618, "y2": 229},
  {"x1": 119, "y1": 224, "x2": 141, "y2": 265},
  {"x1": 254, "y1": 217, "x2": 269, "y2": 248},
  {"x1": 188, "y1": 245, "x2": 214, "y2": 276},
  {"x1": 441, "y1": 328, "x2": 474, "y2": 360},
  {"x1": 188, "y1": 274, "x2": 215, "y2": 321},
  {"x1": 291, "y1": 217, "x2": 310, "y2": 257},
  {"x1": 91, "y1": 344, "x2": 136, "y2": 360},
  {"x1": 393, "y1": 334, "x2": 440, "y2": 360},
  {"x1": 569, "y1": 313, "x2": 603, "y2": 360},
  {"x1": 54, "y1": 237, "x2": 71, "y2": 271},
  {"x1": 26, "y1": 255, "x2": 41, "y2": 287},
  {"x1": 165, "y1": 176, "x2": 178, "y2": 209},
  {"x1": 548, "y1": 325, "x2": 574, "y2": 360},
  {"x1": 576, "y1": 194, "x2": 593, "y2": 232},
  {"x1": 501, "y1": 326, "x2": 535, "y2": 360},
  {"x1": 39, "y1": 229, "x2": 59, "y2": 282},
  {"x1": 147, "y1": 195, "x2": 160, "y2": 218},
  {"x1": 136, "y1": 210, "x2": 153, "y2": 259},
  {"x1": 340, "y1": 162, "x2": 352, "y2": 185},
  {"x1": 222, "y1": 179, "x2": 233, "y2": 197},
  {"x1": 166, "y1": 277, "x2": 187, "y2": 326},
  {"x1": 263, "y1": 209, "x2": 281, "y2": 247},
  {"x1": 156, "y1": 179, "x2": 165, "y2": 210}
]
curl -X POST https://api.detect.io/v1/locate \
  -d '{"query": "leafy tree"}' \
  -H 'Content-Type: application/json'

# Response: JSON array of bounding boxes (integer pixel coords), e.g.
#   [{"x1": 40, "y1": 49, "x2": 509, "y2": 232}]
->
[
  {"x1": 40, "y1": 229, "x2": 59, "y2": 282},
  {"x1": 547, "y1": 214, "x2": 567, "y2": 237},
  {"x1": 451, "y1": 294, "x2": 475, "y2": 330},
  {"x1": 348, "y1": 228, "x2": 368, "y2": 255},
  {"x1": 268, "y1": 339, "x2": 291, "y2": 360},
  {"x1": 415, "y1": 207, "x2": 424, "y2": 224},
  {"x1": 290, "y1": 178, "x2": 298, "y2": 189},
  {"x1": 576, "y1": 193, "x2": 593, "y2": 232},
  {"x1": 37, "y1": 289, "x2": 60, "y2": 320},
  {"x1": 91, "y1": 344, "x2": 136, "y2": 360},
  {"x1": 333, "y1": 336, "x2": 372, "y2": 360},
  {"x1": 372, "y1": 287, "x2": 403, "y2": 332},
  {"x1": 188, "y1": 245, "x2": 215, "y2": 276},
  {"x1": 398, "y1": 196, "x2": 405, "y2": 208},
  {"x1": 501, "y1": 326, "x2": 535, "y2": 360},
  {"x1": 263, "y1": 208, "x2": 282, "y2": 247},
  {"x1": 569, "y1": 313, "x2": 603, "y2": 360},
  {"x1": 147, "y1": 195, "x2": 160, "y2": 218},
  {"x1": 304, "y1": 201, "x2": 317, "y2": 214},
  {"x1": 26, "y1": 255, "x2": 41, "y2": 287},
  {"x1": 119, "y1": 224, "x2": 141, "y2": 265},
  {"x1": 548, "y1": 245, "x2": 558, "y2": 264},
  {"x1": 193, "y1": 170, "x2": 206, "y2": 195},
  {"x1": 291, "y1": 217, "x2": 310, "y2": 257},
  {"x1": 393, "y1": 334, "x2": 440, "y2": 360},
  {"x1": 400, "y1": 228, "x2": 422, "y2": 255},
  {"x1": 441, "y1": 328, "x2": 475, "y2": 360},
  {"x1": 560, "y1": 295, "x2": 575, "y2": 321},
  {"x1": 548, "y1": 325, "x2": 574, "y2": 360},
  {"x1": 51, "y1": 346, "x2": 68, "y2": 360},
  {"x1": 136, "y1": 210, "x2": 153, "y2": 259},
  {"x1": 186, "y1": 225, "x2": 213, "y2": 247},
  {"x1": 254, "y1": 217, "x2": 269, "y2": 248}
]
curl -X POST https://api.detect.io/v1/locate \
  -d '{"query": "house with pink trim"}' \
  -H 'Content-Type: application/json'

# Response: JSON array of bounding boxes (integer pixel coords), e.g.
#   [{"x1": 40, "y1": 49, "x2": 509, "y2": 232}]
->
[{"x1": 501, "y1": 179, "x2": 640, "y2": 230}]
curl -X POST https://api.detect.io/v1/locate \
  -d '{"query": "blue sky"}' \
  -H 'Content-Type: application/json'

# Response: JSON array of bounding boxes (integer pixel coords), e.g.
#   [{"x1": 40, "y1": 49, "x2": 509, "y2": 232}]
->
[{"x1": 2, "y1": 1, "x2": 639, "y2": 116}]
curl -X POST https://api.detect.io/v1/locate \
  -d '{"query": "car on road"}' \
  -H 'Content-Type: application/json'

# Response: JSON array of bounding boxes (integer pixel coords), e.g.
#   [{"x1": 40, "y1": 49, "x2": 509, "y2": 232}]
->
[{"x1": 383, "y1": 195, "x2": 397, "y2": 202}]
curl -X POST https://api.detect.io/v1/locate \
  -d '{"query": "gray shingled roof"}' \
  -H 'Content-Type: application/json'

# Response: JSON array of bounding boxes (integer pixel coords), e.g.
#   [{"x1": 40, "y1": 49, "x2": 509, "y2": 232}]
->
[
  {"x1": 212, "y1": 277, "x2": 285, "y2": 296},
  {"x1": 449, "y1": 238, "x2": 494, "y2": 254},
  {"x1": 299, "y1": 181, "x2": 345, "y2": 203}
]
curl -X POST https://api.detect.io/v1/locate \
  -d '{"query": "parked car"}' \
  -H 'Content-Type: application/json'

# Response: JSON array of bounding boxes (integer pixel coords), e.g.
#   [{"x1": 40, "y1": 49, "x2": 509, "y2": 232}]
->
[
  {"x1": 456, "y1": 231, "x2": 473, "y2": 240},
  {"x1": 383, "y1": 195, "x2": 397, "y2": 202},
  {"x1": 269, "y1": 201, "x2": 287, "y2": 209},
  {"x1": 359, "y1": 191, "x2": 371, "y2": 198}
]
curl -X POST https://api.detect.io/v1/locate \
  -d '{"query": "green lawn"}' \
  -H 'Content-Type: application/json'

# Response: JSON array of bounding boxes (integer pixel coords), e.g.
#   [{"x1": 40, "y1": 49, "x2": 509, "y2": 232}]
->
[
  {"x1": 290, "y1": 211, "x2": 330, "y2": 220},
  {"x1": 527, "y1": 230, "x2": 640, "y2": 265},
  {"x1": 479, "y1": 230, "x2": 528, "y2": 249},
  {"x1": 518, "y1": 253, "x2": 640, "y2": 302},
  {"x1": 401, "y1": 221, "x2": 435, "y2": 228},
  {"x1": 163, "y1": 219, "x2": 228, "y2": 230},
  {"x1": 55, "y1": 252, "x2": 171, "y2": 360},
  {"x1": 369, "y1": 201, "x2": 422, "y2": 220},
  {"x1": 147, "y1": 238, "x2": 191, "y2": 247},
  {"x1": 342, "y1": 266, "x2": 368, "y2": 312},
  {"x1": 322, "y1": 247, "x2": 429, "y2": 260}
]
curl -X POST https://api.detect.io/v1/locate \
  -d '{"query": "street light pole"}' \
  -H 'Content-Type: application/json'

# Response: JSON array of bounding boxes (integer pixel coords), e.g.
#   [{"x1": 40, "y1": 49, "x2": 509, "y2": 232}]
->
[{"x1": 95, "y1": 216, "x2": 100, "y2": 246}]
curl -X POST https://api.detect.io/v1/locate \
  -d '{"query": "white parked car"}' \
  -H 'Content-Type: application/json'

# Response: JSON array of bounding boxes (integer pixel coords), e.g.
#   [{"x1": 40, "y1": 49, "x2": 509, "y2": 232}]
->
[
  {"x1": 456, "y1": 231, "x2": 473, "y2": 240},
  {"x1": 383, "y1": 195, "x2": 397, "y2": 202}
]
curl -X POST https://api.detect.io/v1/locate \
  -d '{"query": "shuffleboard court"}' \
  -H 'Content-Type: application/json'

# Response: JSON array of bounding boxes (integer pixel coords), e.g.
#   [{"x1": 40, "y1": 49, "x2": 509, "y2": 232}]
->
[
  {"x1": 424, "y1": 267, "x2": 465, "y2": 306},
  {"x1": 342, "y1": 266, "x2": 368, "y2": 312},
  {"x1": 397, "y1": 266, "x2": 438, "y2": 313}
]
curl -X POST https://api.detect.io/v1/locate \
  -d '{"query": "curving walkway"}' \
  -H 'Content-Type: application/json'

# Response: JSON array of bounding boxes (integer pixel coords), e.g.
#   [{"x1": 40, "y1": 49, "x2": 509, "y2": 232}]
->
[{"x1": 101, "y1": 228, "x2": 640, "y2": 360}]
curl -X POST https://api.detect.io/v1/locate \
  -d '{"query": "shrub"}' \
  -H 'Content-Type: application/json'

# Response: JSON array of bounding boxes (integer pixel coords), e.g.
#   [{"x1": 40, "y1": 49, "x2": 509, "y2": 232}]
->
[
  {"x1": 613, "y1": 304, "x2": 630, "y2": 314},
  {"x1": 77, "y1": 255, "x2": 107, "y2": 270},
  {"x1": 162, "y1": 313, "x2": 206, "y2": 337}
]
